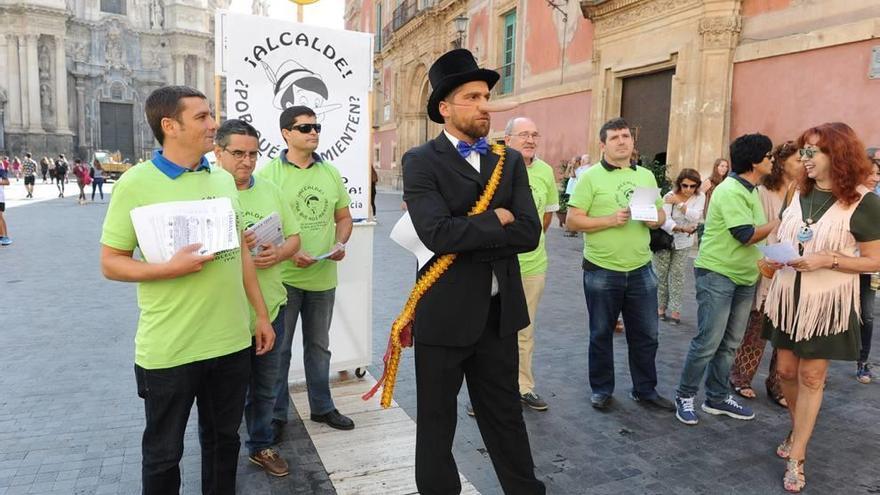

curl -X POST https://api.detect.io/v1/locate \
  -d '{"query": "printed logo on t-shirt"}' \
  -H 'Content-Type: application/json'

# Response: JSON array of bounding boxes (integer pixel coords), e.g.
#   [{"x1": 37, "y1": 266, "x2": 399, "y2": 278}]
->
[
  {"x1": 295, "y1": 184, "x2": 330, "y2": 228},
  {"x1": 615, "y1": 180, "x2": 637, "y2": 208}
]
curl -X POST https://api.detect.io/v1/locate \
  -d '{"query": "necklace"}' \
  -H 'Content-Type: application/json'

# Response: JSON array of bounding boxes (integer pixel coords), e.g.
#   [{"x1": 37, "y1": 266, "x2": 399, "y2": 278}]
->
[{"x1": 797, "y1": 190, "x2": 835, "y2": 242}]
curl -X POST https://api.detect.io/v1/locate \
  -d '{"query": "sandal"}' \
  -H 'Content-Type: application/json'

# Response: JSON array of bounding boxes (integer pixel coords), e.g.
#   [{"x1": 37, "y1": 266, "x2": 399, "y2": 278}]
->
[
  {"x1": 783, "y1": 458, "x2": 805, "y2": 493},
  {"x1": 733, "y1": 385, "x2": 756, "y2": 399},
  {"x1": 776, "y1": 431, "x2": 792, "y2": 459},
  {"x1": 767, "y1": 384, "x2": 788, "y2": 408}
]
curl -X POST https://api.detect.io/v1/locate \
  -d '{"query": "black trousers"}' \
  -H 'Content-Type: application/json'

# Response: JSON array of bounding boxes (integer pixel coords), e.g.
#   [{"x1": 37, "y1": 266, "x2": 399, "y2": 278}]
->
[
  {"x1": 135, "y1": 347, "x2": 251, "y2": 495},
  {"x1": 414, "y1": 298, "x2": 545, "y2": 495}
]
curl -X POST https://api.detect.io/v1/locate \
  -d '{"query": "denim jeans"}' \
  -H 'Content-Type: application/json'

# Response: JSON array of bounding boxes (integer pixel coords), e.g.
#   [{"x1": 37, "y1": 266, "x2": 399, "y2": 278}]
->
[
  {"x1": 676, "y1": 268, "x2": 756, "y2": 402},
  {"x1": 582, "y1": 263, "x2": 661, "y2": 398},
  {"x1": 273, "y1": 286, "x2": 336, "y2": 421},
  {"x1": 859, "y1": 274, "x2": 875, "y2": 363},
  {"x1": 135, "y1": 347, "x2": 250, "y2": 495},
  {"x1": 245, "y1": 308, "x2": 285, "y2": 455}
]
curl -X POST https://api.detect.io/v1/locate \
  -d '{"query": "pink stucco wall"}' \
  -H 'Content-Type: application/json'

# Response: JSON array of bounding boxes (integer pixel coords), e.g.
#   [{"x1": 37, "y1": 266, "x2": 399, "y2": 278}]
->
[
  {"x1": 731, "y1": 40, "x2": 880, "y2": 148},
  {"x1": 741, "y1": 0, "x2": 790, "y2": 17},
  {"x1": 373, "y1": 128, "x2": 396, "y2": 170},
  {"x1": 523, "y1": 0, "x2": 593, "y2": 75},
  {"x1": 490, "y1": 90, "x2": 592, "y2": 174}
]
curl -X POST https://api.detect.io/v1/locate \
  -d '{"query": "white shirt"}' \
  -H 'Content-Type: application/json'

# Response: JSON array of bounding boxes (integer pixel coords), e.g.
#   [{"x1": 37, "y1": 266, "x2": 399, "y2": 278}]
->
[
  {"x1": 660, "y1": 192, "x2": 706, "y2": 250},
  {"x1": 444, "y1": 130, "x2": 499, "y2": 296}
]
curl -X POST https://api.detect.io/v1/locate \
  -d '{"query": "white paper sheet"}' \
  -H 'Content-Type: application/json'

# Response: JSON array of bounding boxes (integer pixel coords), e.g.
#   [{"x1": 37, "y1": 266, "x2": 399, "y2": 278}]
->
[
  {"x1": 390, "y1": 212, "x2": 434, "y2": 269},
  {"x1": 759, "y1": 243, "x2": 799, "y2": 264},
  {"x1": 314, "y1": 244, "x2": 344, "y2": 260},
  {"x1": 245, "y1": 211, "x2": 283, "y2": 254},
  {"x1": 130, "y1": 198, "x2": 239, "y2": 263},
  {"x1": 629, "y1": 187, "x2": 660, "y2": 222}
]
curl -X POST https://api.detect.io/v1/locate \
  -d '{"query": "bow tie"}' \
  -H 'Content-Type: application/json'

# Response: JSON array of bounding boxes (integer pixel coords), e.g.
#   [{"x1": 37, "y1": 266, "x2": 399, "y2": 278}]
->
[{"x1": 456, "y1": 138, "x2": 489, "y2": 158}]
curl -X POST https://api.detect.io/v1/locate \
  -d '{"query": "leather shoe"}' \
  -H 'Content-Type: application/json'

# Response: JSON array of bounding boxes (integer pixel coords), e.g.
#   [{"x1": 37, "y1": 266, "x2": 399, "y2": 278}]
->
[
  {"x1": 310, "y1": 409, "x2": 355, "y2": 430},
  {"x1": 629, "y1": 391, "x2": 676, "y2": 412},
  {"x1": 590, "y1": 393, "x2": 612, "y2": 410}
]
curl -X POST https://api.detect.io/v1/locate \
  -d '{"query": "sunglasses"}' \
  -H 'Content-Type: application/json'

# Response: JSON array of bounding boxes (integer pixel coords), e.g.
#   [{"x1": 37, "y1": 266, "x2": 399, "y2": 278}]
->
[
  {"x1": 289, "y1": 123, "x2": 322, "y2": 134},
  {"x1": 223, "y1": 148, "x2": 259, "y2": 161},
  {"x1": 799, "y1": 148, "x2": 819, "y2": 159},
  {"x1": 680, "y1": 183, "x2": 698, "y2": 189}
]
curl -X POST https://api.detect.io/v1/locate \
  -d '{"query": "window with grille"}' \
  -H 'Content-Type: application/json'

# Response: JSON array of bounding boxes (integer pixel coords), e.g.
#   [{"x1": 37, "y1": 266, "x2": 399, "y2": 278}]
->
[{"x1": 500, "y1": 10, "x2": 516, "y2": 94}]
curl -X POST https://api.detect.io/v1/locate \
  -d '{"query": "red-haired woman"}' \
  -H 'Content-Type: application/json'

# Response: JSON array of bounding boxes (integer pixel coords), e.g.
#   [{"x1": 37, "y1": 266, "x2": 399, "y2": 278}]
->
[
  {"x1": 730, "y1": 142, "x2": 802, "y2": 406},
  {"x1": 763, "y1": 123, "x2": 880, "y2": 492}
]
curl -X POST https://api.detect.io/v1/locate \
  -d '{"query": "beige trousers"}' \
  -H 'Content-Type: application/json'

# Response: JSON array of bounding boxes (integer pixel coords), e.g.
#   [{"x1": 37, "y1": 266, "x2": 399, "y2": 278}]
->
[{"x1": 518, "y1": 272, "x2": 546, "y2": 395}]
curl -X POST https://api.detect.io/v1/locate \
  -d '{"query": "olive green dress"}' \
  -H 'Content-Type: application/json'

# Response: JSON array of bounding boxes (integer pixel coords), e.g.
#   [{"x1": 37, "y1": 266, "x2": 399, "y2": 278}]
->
[{"x1": 763, "y1": 189, "x2": 880, "y2": 360}]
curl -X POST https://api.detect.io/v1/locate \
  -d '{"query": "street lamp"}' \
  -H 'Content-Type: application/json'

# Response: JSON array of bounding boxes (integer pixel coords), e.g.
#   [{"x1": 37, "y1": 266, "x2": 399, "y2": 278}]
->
[{"x1": 453, "y1": 14, "x2": 469, "y2": 48}]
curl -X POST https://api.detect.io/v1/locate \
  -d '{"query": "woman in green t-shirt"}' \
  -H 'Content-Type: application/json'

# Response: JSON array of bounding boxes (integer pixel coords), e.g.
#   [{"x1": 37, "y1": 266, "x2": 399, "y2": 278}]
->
[{"x1": 762, "y1": 123, "x2": 880, "y2": 493}]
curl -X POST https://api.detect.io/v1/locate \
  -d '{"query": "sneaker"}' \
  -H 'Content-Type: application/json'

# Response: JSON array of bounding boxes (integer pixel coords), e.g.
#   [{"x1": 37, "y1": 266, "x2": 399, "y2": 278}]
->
[
  {"x1": 675, "y1": 396, "x2": 698, "y2": 425},
  {"x1": 702, "y1": 395, "x2": 755, "y2": 420},
  {"x1": 248, "y1": 448, "x2": 289, "y2": 477},
  {"x1": 521, "y1": 392, "x2": 549, "y2": 411},
  {"x1": 0, "y1": 237, "x2": 12, "y2": 246},
  {"x1": 857, "y1": 362, "x2": 872, "y2": 384}
]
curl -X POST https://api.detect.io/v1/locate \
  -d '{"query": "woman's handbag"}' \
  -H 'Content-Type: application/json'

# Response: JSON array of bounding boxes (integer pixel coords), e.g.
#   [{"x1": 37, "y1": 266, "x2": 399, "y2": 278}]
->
[{"x1": 650, "y1": 228, "x2": 674, "y2": 252}]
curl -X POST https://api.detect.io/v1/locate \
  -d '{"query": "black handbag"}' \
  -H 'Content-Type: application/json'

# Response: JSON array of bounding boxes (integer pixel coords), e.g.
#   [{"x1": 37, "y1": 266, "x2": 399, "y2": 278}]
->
[{"x1": 649, "y1": 228, "x2": 674, "y2": 252}]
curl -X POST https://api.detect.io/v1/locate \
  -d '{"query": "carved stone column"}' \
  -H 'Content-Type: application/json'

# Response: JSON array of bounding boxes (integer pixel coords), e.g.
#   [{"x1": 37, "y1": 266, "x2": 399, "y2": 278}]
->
[
  {"x1": 76, "y1": 83, "x2": 86, "y2": 148},
  {"x1": 25, "y1": 34, "x2": 43, "y2": 132},
  {"x1": 174, "y1": 54, "x2": 185, "y2": 85},
  {"x1": 695, "y1": 14, "x2": 741, "y2": 169},
  {"x1": 55, "y1": 36, "x2": 70, "y2": 133},
  {"x1": 196, "y1": 57, "x2": 206, "y2": 97},
  {"x1": 6, "y1": 35, "x2": 23, "y2": 131},
  {"x1": 17, "y1": 35, "x2": 30, "y2": 130}
]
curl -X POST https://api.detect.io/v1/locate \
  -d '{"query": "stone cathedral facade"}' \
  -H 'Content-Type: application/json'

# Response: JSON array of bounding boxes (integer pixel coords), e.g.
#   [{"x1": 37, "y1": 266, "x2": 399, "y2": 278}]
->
[{"x1": 0, "y1": 0, "x2": 227, "y2": 162}]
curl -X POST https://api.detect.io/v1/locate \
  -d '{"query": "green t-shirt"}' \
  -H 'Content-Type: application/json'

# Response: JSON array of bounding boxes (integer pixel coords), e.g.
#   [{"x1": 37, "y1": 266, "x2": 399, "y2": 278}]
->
[
  {"x1": 232, "y1": 173, "x2": 301, "y2": 330},
  {"x1": 256, "y1": 154, "x2": 351, "y2": 291},
  {"x1": 518, "y1": 158, "x2": 559, "y2": 276},
  {"x1": 100, "y1": 160, "x2": 251, "y2": 370},
  {"x1": 568, "y1": 162, "x2": 662, "y2": 272},
  {"x1": 694, "y1": 175, "x2": 767, "y2": 285}
]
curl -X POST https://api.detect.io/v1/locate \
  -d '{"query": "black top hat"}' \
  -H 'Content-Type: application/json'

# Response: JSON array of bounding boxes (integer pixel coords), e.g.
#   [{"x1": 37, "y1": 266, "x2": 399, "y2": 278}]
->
[{"x1": 427, "y1": 49, "x2": 500, "y2": 124}]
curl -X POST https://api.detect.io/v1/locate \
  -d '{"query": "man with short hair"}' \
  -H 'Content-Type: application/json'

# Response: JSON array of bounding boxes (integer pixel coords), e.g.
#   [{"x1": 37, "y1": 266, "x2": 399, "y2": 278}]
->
[
  {"x1": 566, "y1": 117, "x2": 673, "y2": 412},
  {"x1": 257, "y1": 105, "x2": 356, "y2": 434},
  {"x1": 100, "y1": 85, "x2": 275, "y2": 494},
  {"x1": 504, "y1": 116, "x2": 558, "y2": 411},
  {"x1": 54, "y1": 155, "x2": 67, "y2": 197},
  {"x1": 404, "y1": 49, "x2": 545, "y2": 494},
  {"x1": 673, "y1": 133, "x2": 778, "y2": 426},
  {"x1": 214, "y1": 118, "x2": 301, "y2": 476},
  {"x1": 21, "y1": 153, "x2": 37, "y2": 198}
]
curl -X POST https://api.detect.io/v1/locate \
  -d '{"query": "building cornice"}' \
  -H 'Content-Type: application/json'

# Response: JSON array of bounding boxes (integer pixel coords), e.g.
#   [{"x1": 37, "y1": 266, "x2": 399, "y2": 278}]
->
[{"x1": 580, "y1": 0, "x2": 700, "y2": 36}]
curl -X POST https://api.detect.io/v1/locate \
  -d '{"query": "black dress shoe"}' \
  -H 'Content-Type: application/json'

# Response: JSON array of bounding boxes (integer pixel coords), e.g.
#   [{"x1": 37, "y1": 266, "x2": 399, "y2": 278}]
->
[
  {"x1": 310, "y1": 409, "x2": 355, "y2": 430},
  {"x1": 629, "y1": 391, "x2": 676, "y2": 412},
  {"x1": 590, "y1": 393, "x2": 612, "y2": 410}
]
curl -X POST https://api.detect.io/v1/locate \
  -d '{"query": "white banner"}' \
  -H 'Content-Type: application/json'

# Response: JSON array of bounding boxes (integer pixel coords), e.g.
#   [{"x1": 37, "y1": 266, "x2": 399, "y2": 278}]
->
[{"x1": 215, "y1": 12, "x2": 373, "y2": 219}]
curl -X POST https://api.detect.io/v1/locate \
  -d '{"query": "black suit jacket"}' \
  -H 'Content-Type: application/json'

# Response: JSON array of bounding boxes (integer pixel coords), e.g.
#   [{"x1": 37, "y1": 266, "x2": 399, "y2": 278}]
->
[{"x1": 402, "y1": 132, "x2": 541, "y2": 347}]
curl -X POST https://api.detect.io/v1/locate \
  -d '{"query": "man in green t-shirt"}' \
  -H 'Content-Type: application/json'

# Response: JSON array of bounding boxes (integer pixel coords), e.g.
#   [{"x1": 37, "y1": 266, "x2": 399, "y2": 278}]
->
[
  {"x1": 674, "y1": 133, "x2": 778, "y2": 426},
  {"x1": 255, "y1": 105, "x2": 356, "y2": 432},
  {"x1": 566, "y1": 118, "x2": 674, "y2": 412},
  {"x1": 214, "y1": 119, "x2": 302, "y2": 477},
  {"x1": 505, "y1": 117, "x2": 558, "y2": 411},
  {"x1": 99, "y1": 86, "x2": 275, "y2": 494}
]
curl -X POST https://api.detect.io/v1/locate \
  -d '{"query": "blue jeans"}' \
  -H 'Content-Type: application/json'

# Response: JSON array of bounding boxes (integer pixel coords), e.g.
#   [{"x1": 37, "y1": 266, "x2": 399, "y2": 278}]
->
[
  {"x1": 583, "y1": 263, "x2": 661, "y2": 398},
  {"x1": 273, "y1": 286, "x2": 336, "y2": 421},
  {"x1": 677, "y1": 268, "x2": 756, "y2": 402},
  {"x1": 245, "y1": 308, "x2": 285, "y2": 455}
]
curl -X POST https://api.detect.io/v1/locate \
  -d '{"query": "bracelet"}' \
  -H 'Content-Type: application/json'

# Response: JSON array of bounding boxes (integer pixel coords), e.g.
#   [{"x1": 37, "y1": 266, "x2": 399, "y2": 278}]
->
[{"x1": 831, "y1": 255, "x2": 839, "y2": 270}]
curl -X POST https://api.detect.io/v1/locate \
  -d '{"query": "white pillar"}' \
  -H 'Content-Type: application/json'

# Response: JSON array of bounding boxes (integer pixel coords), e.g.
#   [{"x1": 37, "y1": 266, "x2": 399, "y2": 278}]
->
[
  {"x1": 17, "y1": 35, "x2": 29, "y2": 130},
  {"x1": 6, "y1": 35, "x2": 22, "y2": 130},
  {"x1": 25, "y1": 34, "x2": 43, "y2": 132},
  {"x1": 166, "y1": 54, "x2": 175, "y2": 84},
  {"x1": 54, "y1": 36, "x2": 70, "y2": 132},
  {"x1": 196, "y1": 57, "x2": 206, "y2": 96},
  {"x1": 174, "y1": 55, "x2": 185, "y2": 85},
  {"x1": 76, "y1": 83, "x2": 86, "y2": 146}
]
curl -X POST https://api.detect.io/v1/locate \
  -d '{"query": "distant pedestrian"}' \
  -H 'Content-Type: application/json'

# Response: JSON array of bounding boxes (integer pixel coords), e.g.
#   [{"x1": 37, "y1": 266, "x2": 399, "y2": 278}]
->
[
  {"x1": 90, "y1": 159, "x2": 106, "y2": 201},
  {"x1": 11, "y1": 157, "x2": 21, "y2": 182},
  {"x1": 72, "y1": 159, "x2": 90, "y2": 204},
  {"x1": 1, "y1": 156, "x2": 8, "y2": 172},
  {"x1": 47, "y1": 156, "x2": 56, "y2": 184},
  {"x1": 855, "y1": 149, "x2": 880, "y2": 385},
  {"x1": 370, "y1": 165, "x2": 378, "y2": 218},
  {"x1": 54, "y1": 157, "x2": 68, "y2": 197},
  {"x1": 40, "y1": 156, "x2": 50, "y2": 183},
  {"x1": 0, "y1": 165, "x2": 9, "y2": 245},
  {"x1": 22, "y1": 153, "x2": 37, "y2": 199}
]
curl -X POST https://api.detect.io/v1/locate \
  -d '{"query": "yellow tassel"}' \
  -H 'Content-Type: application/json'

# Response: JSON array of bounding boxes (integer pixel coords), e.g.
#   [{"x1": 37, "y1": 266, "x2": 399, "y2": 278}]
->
[{"x1": 375, "y1": 144, "x2": 506, "y2": 408}]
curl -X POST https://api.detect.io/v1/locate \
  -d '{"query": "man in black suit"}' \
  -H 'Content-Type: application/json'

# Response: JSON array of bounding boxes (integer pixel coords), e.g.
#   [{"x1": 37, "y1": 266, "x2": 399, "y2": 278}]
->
[{"x1": 402, "y1": 49, "x2": 546, "y2": 495}]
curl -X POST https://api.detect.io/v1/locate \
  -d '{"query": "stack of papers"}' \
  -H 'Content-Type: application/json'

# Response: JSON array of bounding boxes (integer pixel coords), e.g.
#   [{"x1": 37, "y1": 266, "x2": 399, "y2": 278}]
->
[
  {"x1": 629, "y1": 187, "x2": 660, "y2": 222},
  {"x1": 130, "y1": 198, "x2": 239, "y2": 263},
  {"x1": 245, "y1": 212, "x2": 283, "y2": 254}
]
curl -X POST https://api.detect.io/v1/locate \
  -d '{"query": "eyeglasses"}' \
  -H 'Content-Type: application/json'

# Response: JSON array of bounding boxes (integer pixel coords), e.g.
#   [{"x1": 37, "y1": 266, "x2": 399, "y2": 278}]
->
[
  {"x1": 799, "y1": 147, "x2": 819, "y2": 159},
  {"x1": 513, "y1": 132, "x2": 541, "y2": 140},
  {"x1": 289, "y1": 123, "x2": 322, "y2": 134},
  {"x1": 223, "y1": 149, "x2": 259, "y2": 161},
  {"x1": 680, "y1": 183, "x2": 698, "y2": 189}
]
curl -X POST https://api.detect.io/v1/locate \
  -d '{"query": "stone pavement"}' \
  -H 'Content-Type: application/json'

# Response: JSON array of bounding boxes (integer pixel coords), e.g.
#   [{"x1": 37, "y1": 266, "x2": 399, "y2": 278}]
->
[{"x1": 1, "y1": 185, "x2": 879, "y2": 494}]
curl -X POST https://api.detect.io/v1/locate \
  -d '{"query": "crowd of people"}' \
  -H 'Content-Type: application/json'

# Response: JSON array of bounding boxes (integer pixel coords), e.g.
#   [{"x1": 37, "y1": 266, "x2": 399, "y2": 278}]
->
[{"x1": 81, "y1": 45, "x2": 877, "y2": 495}]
